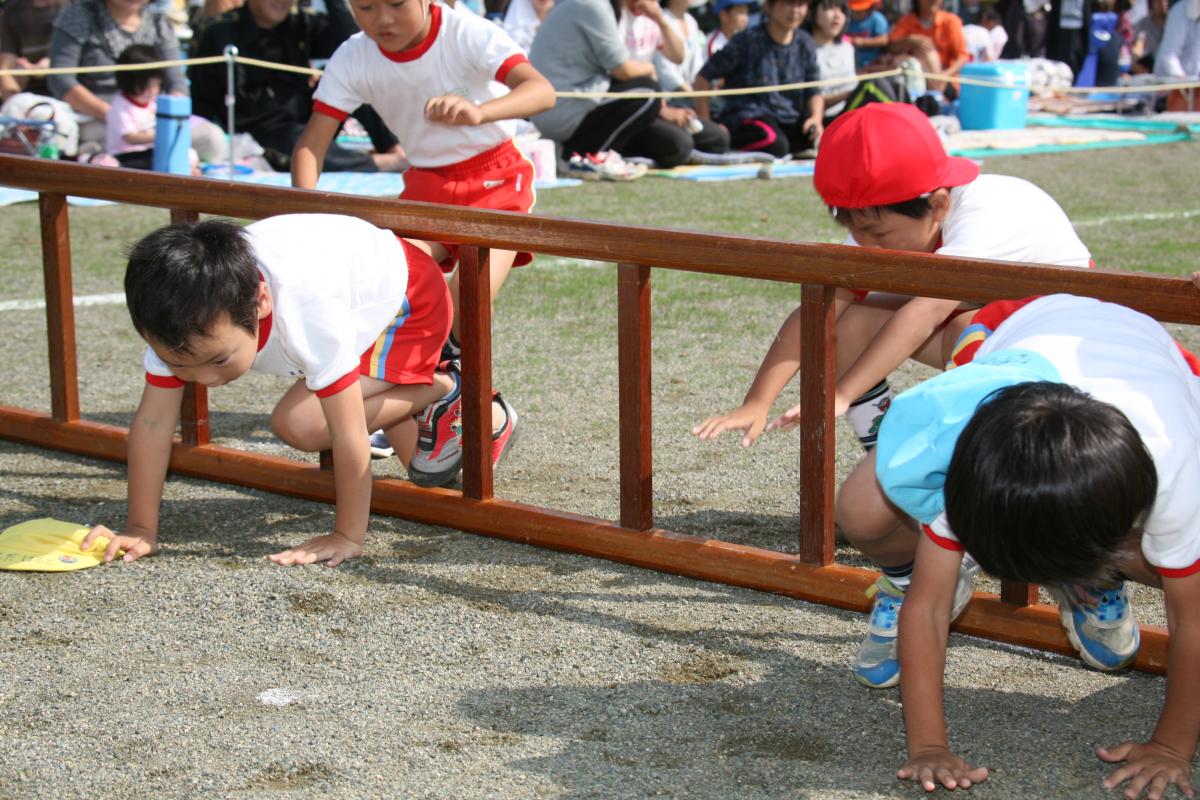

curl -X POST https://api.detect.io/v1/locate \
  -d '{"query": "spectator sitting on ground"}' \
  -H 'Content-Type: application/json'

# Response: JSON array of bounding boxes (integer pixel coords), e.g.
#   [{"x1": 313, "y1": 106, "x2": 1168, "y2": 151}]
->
[
  {"x1": 705, "y1": 0, "x2": 755, "y2": 58},
  {"x1": 105, "y1": 43, "x2": 164, "y2": 169},
  {"x1": 530, "y1": 0, "x2": 727, "y2": 174},
  {"x1": 845, "y1": 0, "x2": 888, "y2": 68},
  {"x1": 189, "y1": 0, "x2": 405, "y2": 172},
  {"x1": 804, "y1": 0, "x2": 857, "y2": 119},
  {"x1": 1154, "y1": 0, "x2": 1199, "y2": 90},
  {"x1": 655, "y1": 0, "x2": 707, "y2": 100},
  {"x1": 889, "y1": 0, "x2": 969, "y2": 86},
  {"x1": 502, "y1": 0, "x2": 553, "y2": 51},
  {"x1": 618, "y1": 0, "x2": 730, "y2": 160},
  {"x1": 1132, "y1": 0, "x2": 1167, "y2": 70},
  {"x1": 694, "y1": 0, "x2": 825, "y2": 158},
  {"x1": 0, "y1": 0, "x2": 70, "y2": 103},
  {"x1": 47, "y1": 0, "x2": 187, "y2": 148}
]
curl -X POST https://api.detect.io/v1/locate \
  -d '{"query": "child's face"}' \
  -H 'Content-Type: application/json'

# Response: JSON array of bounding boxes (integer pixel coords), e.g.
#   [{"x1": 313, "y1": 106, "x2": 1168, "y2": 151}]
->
[
  {"x1": 719, "y1": 4, "x2": 751, "y2": 33},
  {"x1": 814, "y1": 3, "x2": 845, "y2": 35},
  {"x1": 131, "y1": 77, "x2": 162, "y2": 105},
  {"x1": 350, "y1": 0, "x2": 433, "y2": 52},
  {"x1": 765, "y1": 0, "x2": 808, "y2": 31},
  {"x1": 840, "y1": 204, "x2": 945, "y2": 253},
  {"x1": 148, "y1": 291, "x2": 267, "y2": 388}
]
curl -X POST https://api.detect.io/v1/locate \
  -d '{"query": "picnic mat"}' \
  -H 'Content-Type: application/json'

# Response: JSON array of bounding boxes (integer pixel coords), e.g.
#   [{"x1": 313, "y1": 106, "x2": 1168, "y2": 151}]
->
[
  {"x1": 0, "y1": 167, "x2": 580, "y2": 207},
  {"x1": 945, "y1": 118, "x2": 1192, "y2": 158}
]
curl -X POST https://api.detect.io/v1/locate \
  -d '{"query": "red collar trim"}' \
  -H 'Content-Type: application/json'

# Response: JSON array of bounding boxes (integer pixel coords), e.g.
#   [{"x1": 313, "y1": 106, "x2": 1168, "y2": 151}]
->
[
  {"x1": 256, "y1": 272, "x2": 272, "y2": 353},
  {"x1": 122, "y1": 92, "x2": 151, "y2": 109},
  {"x1": 376, "y1": 3, "x2": 440, "y2": 62}
]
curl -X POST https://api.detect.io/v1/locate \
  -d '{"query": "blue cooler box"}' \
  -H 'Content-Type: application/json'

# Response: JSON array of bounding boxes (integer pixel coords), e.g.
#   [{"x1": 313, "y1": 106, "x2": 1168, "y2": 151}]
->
[{"x1": 956, "y1": 61, "x2": 1030, "y2": 130}]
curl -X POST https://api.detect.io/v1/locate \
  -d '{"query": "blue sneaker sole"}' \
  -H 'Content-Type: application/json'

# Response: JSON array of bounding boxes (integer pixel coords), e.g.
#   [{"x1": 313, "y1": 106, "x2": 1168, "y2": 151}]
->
[{"x1": 1049, "y1": 587, "x2": 1139, "y2": 671}]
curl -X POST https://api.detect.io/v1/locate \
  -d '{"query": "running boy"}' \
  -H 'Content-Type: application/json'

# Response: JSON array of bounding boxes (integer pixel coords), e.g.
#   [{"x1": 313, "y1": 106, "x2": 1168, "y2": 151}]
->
[
  {"x1": 839, "y1": 294, "x2": 1200, "y2": 797},
  {"x1": 693, "y1": 102, "x2": 1090, "y2": 453},
  {"x1": 82, "y1": 214, "x2": 457, "y2": 567},
  {"x1": 291, "y1": 0, "x2": 556, "y2": 481}
]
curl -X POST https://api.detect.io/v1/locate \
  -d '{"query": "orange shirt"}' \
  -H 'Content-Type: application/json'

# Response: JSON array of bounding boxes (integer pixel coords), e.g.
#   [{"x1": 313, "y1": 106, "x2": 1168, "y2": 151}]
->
[{"x1": 889, "y1": 10, "x2": 968, "y2": 72}]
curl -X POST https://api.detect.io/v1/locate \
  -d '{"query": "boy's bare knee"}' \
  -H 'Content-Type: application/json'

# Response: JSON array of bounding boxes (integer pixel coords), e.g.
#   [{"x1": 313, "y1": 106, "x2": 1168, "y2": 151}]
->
[
  {"x1": 835, "y1": 454, "x2": 897, "y2": 546},
  {"x1": 271, "y1": 408, "x2": 320, "y2": 452}
]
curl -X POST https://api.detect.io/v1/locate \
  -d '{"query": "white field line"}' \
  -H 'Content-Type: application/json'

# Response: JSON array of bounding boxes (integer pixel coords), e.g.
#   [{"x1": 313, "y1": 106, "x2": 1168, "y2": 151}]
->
[
  {"x1": 0, "y1": 292, "x2": 125, "y2": 312},
  {"x1": 1, "y1": 207, "x2": 1197, "y2": 311}
]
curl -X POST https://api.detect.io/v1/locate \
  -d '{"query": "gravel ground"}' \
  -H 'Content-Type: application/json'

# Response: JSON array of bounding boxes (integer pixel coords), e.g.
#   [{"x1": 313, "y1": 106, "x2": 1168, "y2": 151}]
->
[{"x1": 0, "y1": 254, "x2": 1189, "y2": 798}]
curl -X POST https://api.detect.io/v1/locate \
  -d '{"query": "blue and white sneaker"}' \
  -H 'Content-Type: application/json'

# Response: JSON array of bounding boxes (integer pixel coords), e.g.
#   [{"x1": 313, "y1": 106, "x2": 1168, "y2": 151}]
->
[
  {"x1": 854, "y1": 576, "x2": 906, "y2": 688},
  {"x1": 368, "y1": 430, "x2": 394, "y2": 459},
  {"x1": 1048, "y1": 582, "x2": 1139, "y2": 671},
  {"x1": 853, "y1": 558, "x2": 979, "y2": 689}
]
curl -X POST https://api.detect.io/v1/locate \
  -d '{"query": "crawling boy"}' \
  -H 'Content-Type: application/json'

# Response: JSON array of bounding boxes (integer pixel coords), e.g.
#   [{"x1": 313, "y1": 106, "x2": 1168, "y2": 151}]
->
[
  {"x1": 838, "y1": 294, "x2": 1200, "y2": 796},
  {"x1": 84, "y1": 214, "x2": 460, "y2": 567}
]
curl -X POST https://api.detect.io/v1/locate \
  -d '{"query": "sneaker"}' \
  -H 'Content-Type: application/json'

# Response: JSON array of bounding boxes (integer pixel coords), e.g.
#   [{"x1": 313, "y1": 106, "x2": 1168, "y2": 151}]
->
[
  {"x1": 1048, "y1": 582, "x2": 1139, "y2": 671},
  {"x1": 565, "y1": 151, "x2": 647, "y2": 182},
  {"x1": 490, "y1": 392, "x2": 520, "y2": 469},
  {"x1": 853, "y1": 558, "x2": 978, "y2": 689},
  {"x1": 368, "y1": 430, "x2": 394, "y2": 459},
  {"x1": 408, "y1": 367, "x2": 463, "y2": 488}
]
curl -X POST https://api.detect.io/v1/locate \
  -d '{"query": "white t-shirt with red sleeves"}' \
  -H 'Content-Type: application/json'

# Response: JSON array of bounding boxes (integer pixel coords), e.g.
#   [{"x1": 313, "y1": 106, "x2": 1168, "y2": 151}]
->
[
  {"x1": 845, "y1": 174, "x2": 1092, "y2": 268},
  {"x1": 883, "y1": 295, "x2": 1200, "y2": 578},
  {"x1": 144, "y1": 214, "x2": 411, "y2": 397},
  {"x1": 312, "y1": 3, "x2": 528, "y2": 168}
]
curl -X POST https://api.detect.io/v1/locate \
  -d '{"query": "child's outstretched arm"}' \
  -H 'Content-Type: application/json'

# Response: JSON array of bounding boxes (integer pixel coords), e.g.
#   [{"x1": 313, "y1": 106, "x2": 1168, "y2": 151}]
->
[
  {"x1": 425, "y1": 62, "x2": 555, "y2": 127},
  {"x1": 771, "y1": 294, "x2": 960, "y2": 429},
  {"x1": 81, "y1": 383, "x2": 183, "y2": 562},
  {"x1": 694, "y1": 291, "x2": 855, "y2": 446},
  {"x1": 291, "y1": 112, "x2": 341, "y2": 190},
  {"x1": 268, "y1": 382, "x2": 371, "y2": 567},
  {"x1": 896, "y1": 536, "x2": 990, "y2": 791},
  {"x1": 1097, "y1": 572, "x2": 1200, "y2": 799}
]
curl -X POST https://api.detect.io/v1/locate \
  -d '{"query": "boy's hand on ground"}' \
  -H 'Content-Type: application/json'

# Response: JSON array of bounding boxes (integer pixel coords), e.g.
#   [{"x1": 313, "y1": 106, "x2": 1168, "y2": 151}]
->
[
  {"x1": 79, "y1": 524, "x2": 157, "y2": 563},
  {"x1": 898, "y1": 748, "x2": 988, "y2": 791},
  {"x1": 692, "y1": 405, "x2": 768, "y2": 447},
  {"x1": 267, "y1": 533, "x2": 363, "y2": 568},
  {"x1": 769, "y1": 391, "x2": 851, "y2": 431},
  {"x1": 1098, "y1": 740, "x2": 1195, "y2": 799},
  {"x1": 425, "y1": 95, "x2": 485, "y2": 126}
]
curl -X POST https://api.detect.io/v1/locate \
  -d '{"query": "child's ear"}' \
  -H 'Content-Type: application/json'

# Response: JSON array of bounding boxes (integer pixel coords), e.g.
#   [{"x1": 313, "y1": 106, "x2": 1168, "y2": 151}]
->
[
  {"x1": 256, "y1": 281, "x2": 272, "y2": 319},
  {"x1": 929, "y1": 188, "x2": 952, "y2": 224}
]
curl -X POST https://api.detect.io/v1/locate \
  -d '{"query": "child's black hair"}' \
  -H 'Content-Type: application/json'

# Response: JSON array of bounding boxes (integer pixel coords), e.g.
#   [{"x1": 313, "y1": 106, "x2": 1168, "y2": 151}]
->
[
  {"x1": 115, "y1": 44, "x2": 166, "y2": 97},
  {"x1": 803, "y1": 0, "x2": 849, "y2": 36},
  {"x1": 945, "y1": 381, "x2": 1156, "y2": 585},
  {"x1": 829, "y1": 195, "x2": 935, "y2": 227},
  {"x1": 124, "y1": 219, "x2": 261, "y2": 353}
]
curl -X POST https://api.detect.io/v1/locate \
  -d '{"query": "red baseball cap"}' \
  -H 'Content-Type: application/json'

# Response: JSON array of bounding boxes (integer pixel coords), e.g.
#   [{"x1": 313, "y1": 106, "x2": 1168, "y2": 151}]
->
[
  {"x1": 848, "y1": 0, "x2": 875, "y2": 10},
  {"x1": 814, "y1": 103, "x2": 979, "y2": 209}
]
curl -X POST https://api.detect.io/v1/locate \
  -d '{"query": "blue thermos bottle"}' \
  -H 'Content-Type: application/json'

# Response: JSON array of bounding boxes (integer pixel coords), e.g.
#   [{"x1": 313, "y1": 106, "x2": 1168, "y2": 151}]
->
[{"x1": 153, "y1": 94, "x2": 192, "y2": 175}]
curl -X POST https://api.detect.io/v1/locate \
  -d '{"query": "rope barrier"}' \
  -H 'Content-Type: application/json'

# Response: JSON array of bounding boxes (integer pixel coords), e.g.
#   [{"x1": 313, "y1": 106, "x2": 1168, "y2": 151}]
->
[{"x1": 2, "y1": 54, "x2": 1198, "y2": 99}]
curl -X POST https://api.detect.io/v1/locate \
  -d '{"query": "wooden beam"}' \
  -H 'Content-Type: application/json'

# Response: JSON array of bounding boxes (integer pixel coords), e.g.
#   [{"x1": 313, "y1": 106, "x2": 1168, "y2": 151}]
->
[
  {"x1": 459, "y1": 246, "x2": 493, "y2": 500},
  {"x1": 39, "y1": 192, "x2": 78, "y2": 422},
  {"x1": 797, "y1": 284, "x2": 836, "y2": 565},
  {"x1": 617, "y1": 263, "x2": 653, "y2": 531}
]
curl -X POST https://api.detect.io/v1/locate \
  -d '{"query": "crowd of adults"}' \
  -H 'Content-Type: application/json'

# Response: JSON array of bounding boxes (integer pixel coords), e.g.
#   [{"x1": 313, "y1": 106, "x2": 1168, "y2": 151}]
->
[{"x1": 1, "y1": 0, "x2": 1196, "y2": 166}]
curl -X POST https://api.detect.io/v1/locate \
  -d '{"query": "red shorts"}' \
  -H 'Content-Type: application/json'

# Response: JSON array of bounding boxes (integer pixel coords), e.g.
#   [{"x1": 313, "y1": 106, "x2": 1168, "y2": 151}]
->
[
  {"x1": 358, "y1": 240, "x2": 452, "y2": 386},
  {"x1": 400, "y1": 139, "x2": 535, "y2": 273},
  {"x1": 947, "y1": 295, "x2": 1200, "y2": 373}
]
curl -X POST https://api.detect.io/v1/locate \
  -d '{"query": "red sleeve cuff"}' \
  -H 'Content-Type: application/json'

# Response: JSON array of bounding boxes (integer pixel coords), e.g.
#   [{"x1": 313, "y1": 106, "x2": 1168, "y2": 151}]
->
[
  {"x1": 1157, "y1": 559, "x2": 1200, "y2": 579},
  {"x1": 313, "y1": 99, "x2": 351, "y2": 122},
  {"x1": 146, "y1": 372, "x2": 185, "y2": 389},
  {"x1": 314, "y1": 370, "x2": 359, "y2": 398},
  {"x1": 923, "y1": 524, "x2": 964, "y2": 551},
  {"x1": 494, "y1": 53, "x2": 528, "y2": 84}
]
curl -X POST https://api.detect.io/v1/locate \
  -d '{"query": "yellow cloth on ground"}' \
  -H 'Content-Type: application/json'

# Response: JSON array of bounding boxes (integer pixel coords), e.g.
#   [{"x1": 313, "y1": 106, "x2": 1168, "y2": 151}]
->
[{"x1": 0, "y1": 518, "x2": 114, "y2": 571}]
